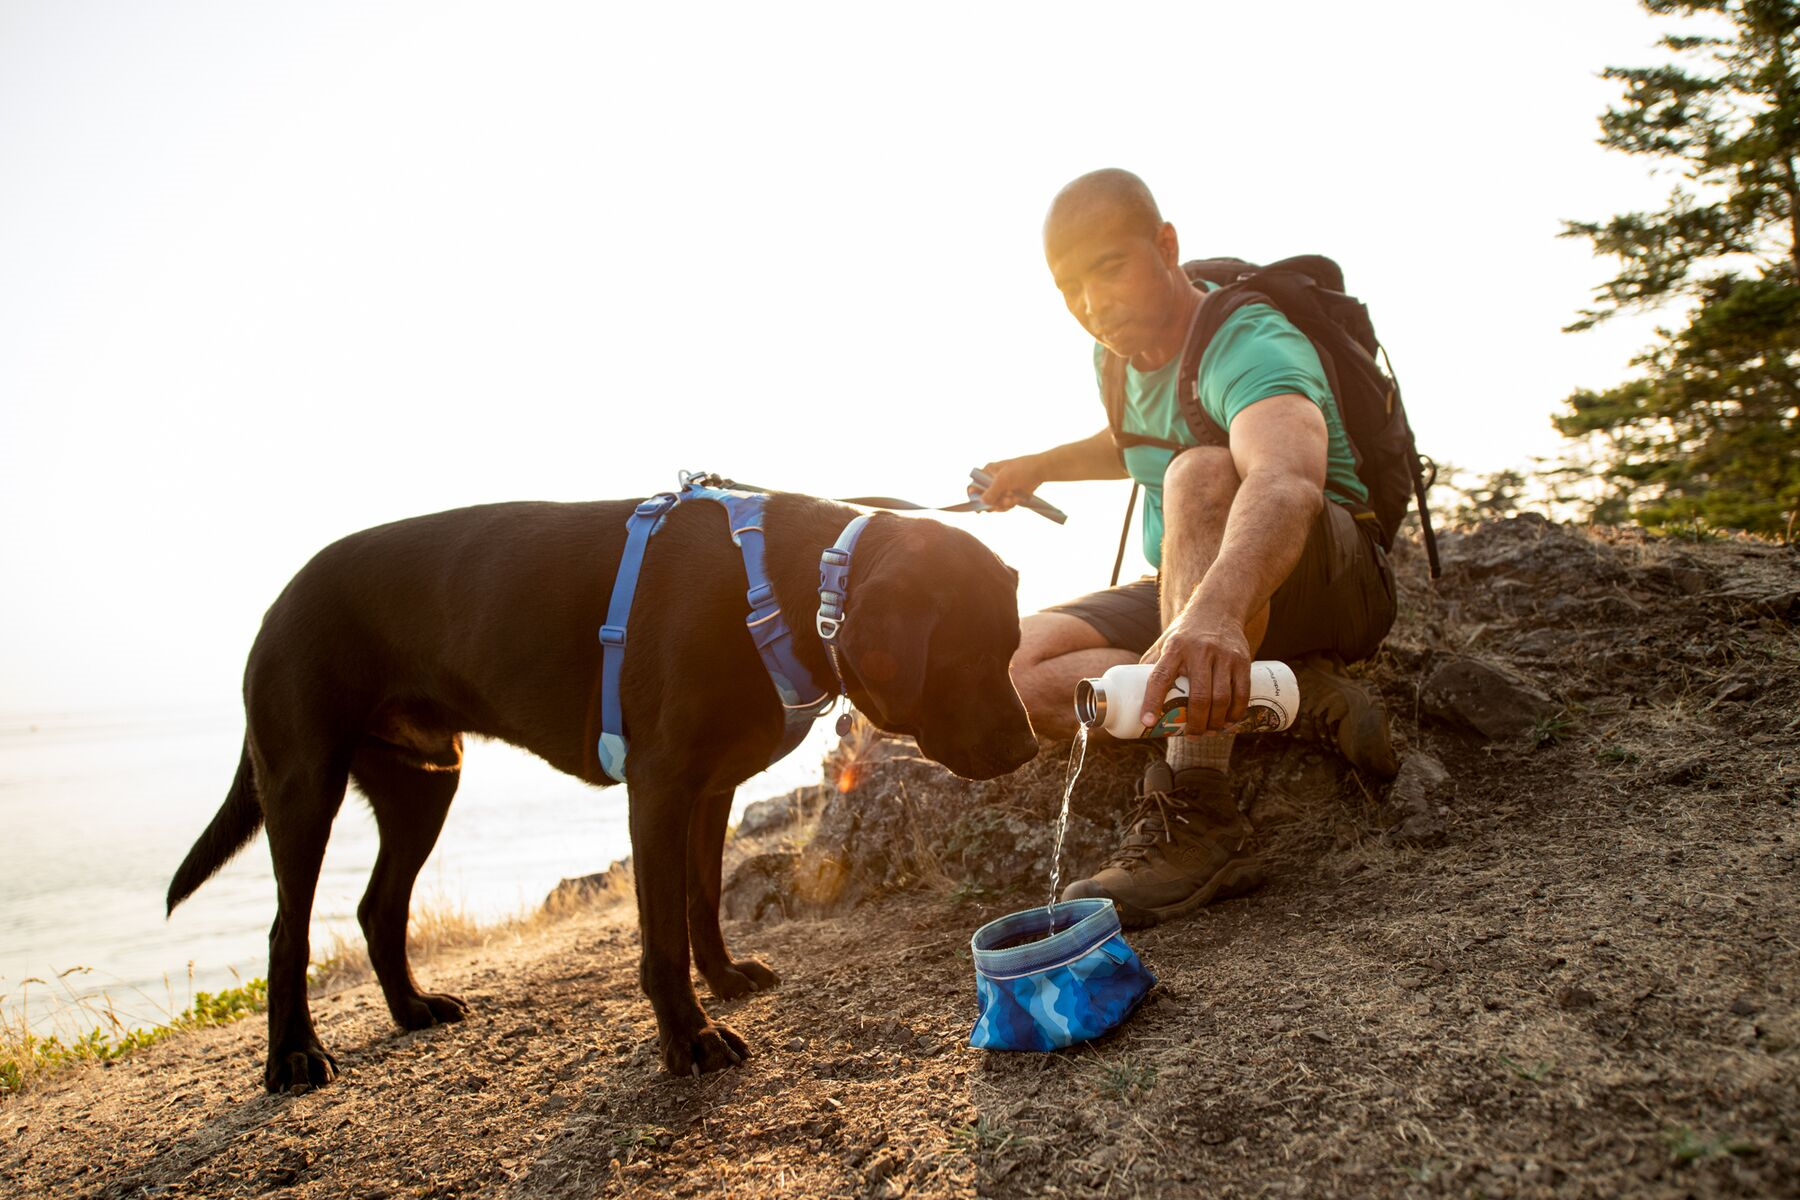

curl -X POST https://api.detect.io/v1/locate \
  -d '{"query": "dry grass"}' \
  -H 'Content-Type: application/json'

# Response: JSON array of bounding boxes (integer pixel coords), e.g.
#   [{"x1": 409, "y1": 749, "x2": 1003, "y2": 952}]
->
[
  {"x1": 311, "y1": 880, "x2": 630, "y2": 992},
  {"x1": 1, "y1": 963, "x2": 266, "y2": 1097},
  {"x1": 3, "y1": 883, "x2": 627, "y2": 1098}
]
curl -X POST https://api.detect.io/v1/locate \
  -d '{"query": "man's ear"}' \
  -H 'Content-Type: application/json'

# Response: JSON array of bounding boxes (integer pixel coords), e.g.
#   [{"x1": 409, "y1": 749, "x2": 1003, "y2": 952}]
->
[{"x1": 1157, "y1": 221, "x2": 1180, "y2": 269}]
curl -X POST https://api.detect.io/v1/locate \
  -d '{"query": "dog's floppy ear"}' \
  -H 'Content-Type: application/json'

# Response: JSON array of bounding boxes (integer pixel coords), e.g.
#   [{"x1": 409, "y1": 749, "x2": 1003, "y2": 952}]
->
[{"x1": 839, "y1": 531, "x2": 941, "y2": 731}]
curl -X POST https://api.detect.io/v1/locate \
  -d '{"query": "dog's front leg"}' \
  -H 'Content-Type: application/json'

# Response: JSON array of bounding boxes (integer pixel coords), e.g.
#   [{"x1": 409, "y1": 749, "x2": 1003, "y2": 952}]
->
[
  {"x1": 687, "y1": 789, "x2": 779, "y2": 1000},
  {"x1": 629, "y1": 778, "x2": 751, "y2": 1075}
]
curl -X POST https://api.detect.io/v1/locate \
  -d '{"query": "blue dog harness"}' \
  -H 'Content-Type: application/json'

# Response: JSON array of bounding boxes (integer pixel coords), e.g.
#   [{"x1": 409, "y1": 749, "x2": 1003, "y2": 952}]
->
[{"x1": 596, "y1": 473, "x2": 875, "y2": 783}]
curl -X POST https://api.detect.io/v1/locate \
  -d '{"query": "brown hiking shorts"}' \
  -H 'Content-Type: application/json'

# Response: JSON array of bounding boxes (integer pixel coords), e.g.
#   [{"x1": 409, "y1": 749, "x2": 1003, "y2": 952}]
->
[{"x1": 1041, "y1": 500, "x2": 1397, "y2": 665}]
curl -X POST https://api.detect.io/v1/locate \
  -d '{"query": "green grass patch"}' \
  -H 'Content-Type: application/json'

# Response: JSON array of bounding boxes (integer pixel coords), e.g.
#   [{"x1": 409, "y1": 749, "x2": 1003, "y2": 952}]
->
[
  {"x1": 1529, "y1": 713, "x2": 1577, "y2": 750},
  {"x1": 1, "y1": 975, "x2": 268, "y2": 1098},
  {"x1": 952, "y1": 1115, "x2": 1019, "y2": 1156},
  {"x1": 1664, "y1": 1126, "x2": 1759, "y2": 1163},
  {"x1": 1091, "y1": 1054, "x2": 1157, "y2": 1100},
  {"x1": 1499, "y1": 1053, "x2": 1555, "y2": 1082}
]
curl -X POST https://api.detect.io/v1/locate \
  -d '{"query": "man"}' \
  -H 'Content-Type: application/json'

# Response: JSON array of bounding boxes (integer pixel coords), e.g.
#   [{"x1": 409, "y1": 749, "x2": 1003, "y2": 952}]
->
[{"x1": 982, "y1": 168, "x2": 1398, "y2": 928}]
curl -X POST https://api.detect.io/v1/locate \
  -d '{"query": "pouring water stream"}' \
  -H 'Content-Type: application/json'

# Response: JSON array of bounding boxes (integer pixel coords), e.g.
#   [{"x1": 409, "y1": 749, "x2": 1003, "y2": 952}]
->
[{"x1": 1045, "y1": 725, "x2": 1089, "y2": 913}]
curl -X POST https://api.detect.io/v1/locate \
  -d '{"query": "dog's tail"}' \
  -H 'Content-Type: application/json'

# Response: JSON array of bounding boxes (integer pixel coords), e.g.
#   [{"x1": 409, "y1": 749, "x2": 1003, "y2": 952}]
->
[{"x1": 167, "y1": 740, "x2": 263, "y2": 915}]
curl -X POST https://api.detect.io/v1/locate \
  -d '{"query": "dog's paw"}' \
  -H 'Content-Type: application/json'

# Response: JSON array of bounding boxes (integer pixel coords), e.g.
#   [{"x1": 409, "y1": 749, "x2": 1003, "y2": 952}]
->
[
  {"x1": 395, "y1": 991, "x2": 470, "y2": 1030},
  {"x1": 704, "y1": 958, "x2": 780, "y2": 1001},
  {"x1": 264, "y1": 1040, "x2": 339, "y2": 1094},
  {"x1": 661, "y1": 1021, "x2": 750, "y2": 1076}
]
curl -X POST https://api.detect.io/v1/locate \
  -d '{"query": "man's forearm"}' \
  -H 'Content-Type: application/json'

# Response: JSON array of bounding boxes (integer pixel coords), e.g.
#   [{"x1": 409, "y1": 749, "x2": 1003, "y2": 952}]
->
[
  {"x1": 1189, "y1": 469, "x2": 1323, "y2": 626},
  {"x1": 1030, "y1": 429, "x2": 1129, "y2": 483}
]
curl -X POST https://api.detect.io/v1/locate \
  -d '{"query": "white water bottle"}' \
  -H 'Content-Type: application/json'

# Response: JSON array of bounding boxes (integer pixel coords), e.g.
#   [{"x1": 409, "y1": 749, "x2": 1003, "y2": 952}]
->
[{"x1": 1074, "y1": 660, "x2": 1299, "y2": 739}]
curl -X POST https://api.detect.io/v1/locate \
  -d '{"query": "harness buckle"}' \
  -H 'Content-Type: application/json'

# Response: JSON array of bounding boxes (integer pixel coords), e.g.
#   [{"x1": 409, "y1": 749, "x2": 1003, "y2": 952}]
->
[{"x1": 598, "y1": 625, "x2": 626, "y2": 647}]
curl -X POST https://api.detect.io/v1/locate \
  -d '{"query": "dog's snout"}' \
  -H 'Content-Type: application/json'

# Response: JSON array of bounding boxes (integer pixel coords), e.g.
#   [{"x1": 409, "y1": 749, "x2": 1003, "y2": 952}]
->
[{"x1": 1005, "y1": 731, "x2": 1040, "y2": 770}]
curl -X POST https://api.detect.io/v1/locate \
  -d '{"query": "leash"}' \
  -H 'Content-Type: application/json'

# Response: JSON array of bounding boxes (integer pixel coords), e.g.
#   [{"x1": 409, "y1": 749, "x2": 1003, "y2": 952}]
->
[
  {"x1": 1108, "y1": 484, "x2": 1140, "y2": 588},
  {"x1": 684, "y1": 470, "x2": 1068, "y2": 526}
]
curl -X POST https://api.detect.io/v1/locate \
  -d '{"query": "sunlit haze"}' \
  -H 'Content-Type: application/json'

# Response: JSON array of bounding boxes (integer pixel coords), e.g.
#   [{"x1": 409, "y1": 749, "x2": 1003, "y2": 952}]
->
[{"x1": 3, "y1": 1, "x2": 1676, "y2": 711}]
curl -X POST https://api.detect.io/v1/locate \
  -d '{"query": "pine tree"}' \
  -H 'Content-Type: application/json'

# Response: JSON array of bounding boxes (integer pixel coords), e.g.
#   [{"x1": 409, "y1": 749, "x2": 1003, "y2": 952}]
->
[{"x1": 1558, "y1": 0, "x2": 1800, "y2": 537}]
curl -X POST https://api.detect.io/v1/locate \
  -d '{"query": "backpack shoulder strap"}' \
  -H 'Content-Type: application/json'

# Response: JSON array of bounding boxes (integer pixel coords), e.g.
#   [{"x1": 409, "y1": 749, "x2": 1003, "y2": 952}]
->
[
  {"x1": 1174, "y1": 286, "x2": 1260, "y2": 449},
  {"x1": 1101, "y1": 350, "x2": 1128, "y2": 450},
  {"x1": 1101, "y1": 348, "x2": 1186, "y2": 454},
  {"x1": 1173, "y1": 259, "x2": 1355, "y2": 446}
]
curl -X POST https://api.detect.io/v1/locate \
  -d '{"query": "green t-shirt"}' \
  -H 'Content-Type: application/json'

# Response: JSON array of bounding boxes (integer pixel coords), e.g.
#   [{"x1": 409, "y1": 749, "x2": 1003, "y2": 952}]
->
[{"x1": 1095, "y1": 289, "x2": 1367, "y2": 569}]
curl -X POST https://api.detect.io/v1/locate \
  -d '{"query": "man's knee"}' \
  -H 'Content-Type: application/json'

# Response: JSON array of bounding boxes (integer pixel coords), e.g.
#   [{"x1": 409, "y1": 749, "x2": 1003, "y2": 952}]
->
[
  {"x1": 1013, "y1": 611, "x2": 1106, "y2": 673},
  {"x1": 1163, "y1": 446, "x2": 1239, "y2": 511}
]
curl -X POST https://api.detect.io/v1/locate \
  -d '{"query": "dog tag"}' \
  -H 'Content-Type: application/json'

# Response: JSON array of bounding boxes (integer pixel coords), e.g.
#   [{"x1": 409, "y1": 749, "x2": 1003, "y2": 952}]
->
[{"x1": 835, "y1": 712, "x2": 853, "y2": 737}]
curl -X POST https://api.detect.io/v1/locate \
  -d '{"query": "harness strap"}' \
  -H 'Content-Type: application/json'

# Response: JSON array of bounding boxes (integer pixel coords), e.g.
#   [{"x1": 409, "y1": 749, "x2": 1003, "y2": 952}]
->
[
  {"x1": 687, "y1": 485, "x2": 836, "y2": 766},
  {"x1": 596, "y1": 478, "x2": 853, "y2": 784},
  {"x1": 596, "y1": 492, "x2": 680, "y2": 781}
]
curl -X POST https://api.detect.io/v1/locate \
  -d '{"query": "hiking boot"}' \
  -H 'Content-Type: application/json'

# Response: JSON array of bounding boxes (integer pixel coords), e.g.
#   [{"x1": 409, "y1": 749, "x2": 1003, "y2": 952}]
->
[
  {"x1": 1290, "y1": 655, "x2": 1399, "y2": 780},
  {"x1": 1060, "y1": 761, "x2": 1265, "y2": 929}
]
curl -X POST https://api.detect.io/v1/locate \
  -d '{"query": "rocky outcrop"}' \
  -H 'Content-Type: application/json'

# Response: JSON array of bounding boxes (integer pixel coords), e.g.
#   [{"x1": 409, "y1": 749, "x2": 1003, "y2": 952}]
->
[
  {"x1": 1422, "y1": 657, "x2": 1558, "y2": 739},
  {"x1": 719, "y1": 516, "x2": 1797, "y2": 924}
]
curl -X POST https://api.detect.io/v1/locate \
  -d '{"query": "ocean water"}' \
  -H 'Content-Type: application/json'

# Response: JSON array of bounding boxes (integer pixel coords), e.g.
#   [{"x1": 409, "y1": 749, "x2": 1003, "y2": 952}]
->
[{"x1": 0, "y1": 704, "x2": 831, "y2": 1035}]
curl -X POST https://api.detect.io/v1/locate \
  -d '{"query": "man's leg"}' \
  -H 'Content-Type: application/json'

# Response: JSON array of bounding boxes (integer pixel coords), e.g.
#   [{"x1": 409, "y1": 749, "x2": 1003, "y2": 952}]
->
[
  {"x1": 1012, "y1": 614, "x2": 1138, "y2": 739},
  {"x1": 1011, "y1": 577, "x2": 1162, "y2": 739},
  {"x1": 1063, "y1": 448, "x2": 1266, "y2": 927},
  {"x1": 1260, "y1": 502, "x2": 1400, "y2": 778},
  {"x1": 1156, "y1": 447, "x2": 1261, "y2": 773}
]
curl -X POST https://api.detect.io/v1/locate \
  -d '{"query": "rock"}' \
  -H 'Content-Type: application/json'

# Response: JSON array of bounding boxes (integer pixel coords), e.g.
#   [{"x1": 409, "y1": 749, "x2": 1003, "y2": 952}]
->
[
  {"x1": 1509, "y1": 629, "x2": 1567, "y2": 658},
  {"x1": 735, "y1": 788, "x2": 816, "y2": 840},
  {"x1": 543, "y1": 858, "x2": 632, "y2": 909},
  {"x1": 1555, "y1": 985, "x2": 1597, "y2": 1010},
  {"x1": 1385, "y1": 752, "x2": 1450, "y2": 846},
  {"x1": 1714, "y1": 677, "x2": 1761, "y2": 704},
  {"x1": 780, "y1": 739, "x2": 1146, "y2": 914},
  {"x1": 1636, "y1": 562, "x2": 1712, "y2": 595},
  {"x1": 1421, "y1": 657, "x2": 1556, "y2": 739},
  {"x1": 1437, "y1": 515, "x2": 1627, "y2": 590},
  {"x1": 1720, "y1": 586, "x2": 1800, "y2": 621},
  {"x1": 720, "y1": 851, "x2": 800, "y2": 922},
  {"x1": 1656, "y1": 757, "x2": 1712, "y2": 787}
]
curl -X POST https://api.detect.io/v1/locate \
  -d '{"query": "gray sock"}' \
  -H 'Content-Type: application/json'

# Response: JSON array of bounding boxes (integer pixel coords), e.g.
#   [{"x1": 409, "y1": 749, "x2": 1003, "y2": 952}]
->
[{"x1": 1167, "y1": 732, "x2": 1234, "y2": 775}]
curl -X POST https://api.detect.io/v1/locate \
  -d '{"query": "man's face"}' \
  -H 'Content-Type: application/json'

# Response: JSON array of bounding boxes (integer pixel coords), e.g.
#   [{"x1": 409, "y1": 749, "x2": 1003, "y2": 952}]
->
[{"x1": 1045, "y1": 206, "x2": 1179, "y2": 359}]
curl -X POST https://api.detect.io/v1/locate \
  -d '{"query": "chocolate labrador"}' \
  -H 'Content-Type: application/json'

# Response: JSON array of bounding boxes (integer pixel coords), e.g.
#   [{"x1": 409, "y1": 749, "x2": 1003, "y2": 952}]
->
[{"x1": 165, "y1": 491, "x2": 1039, "y2": 1090}]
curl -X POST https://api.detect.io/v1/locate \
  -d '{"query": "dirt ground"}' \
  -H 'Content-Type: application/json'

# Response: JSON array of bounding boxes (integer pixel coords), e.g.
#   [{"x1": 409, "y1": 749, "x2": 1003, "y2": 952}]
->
[{"x1": 3, "y1": 518, "x2": 1796, "y2": 1199}]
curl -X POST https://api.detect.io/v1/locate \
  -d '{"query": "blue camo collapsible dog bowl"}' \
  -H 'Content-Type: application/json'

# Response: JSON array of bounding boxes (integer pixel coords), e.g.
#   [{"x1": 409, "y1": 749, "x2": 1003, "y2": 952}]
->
[{"x1": 968, "y1": 898, "x2": 1156, "y2": 1052}]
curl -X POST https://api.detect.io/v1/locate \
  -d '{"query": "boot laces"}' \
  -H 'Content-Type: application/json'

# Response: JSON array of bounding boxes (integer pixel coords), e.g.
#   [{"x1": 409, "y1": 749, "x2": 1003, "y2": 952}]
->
[{"x1": 1103, "y1": 784, "x2": 1196, "y2": 867}]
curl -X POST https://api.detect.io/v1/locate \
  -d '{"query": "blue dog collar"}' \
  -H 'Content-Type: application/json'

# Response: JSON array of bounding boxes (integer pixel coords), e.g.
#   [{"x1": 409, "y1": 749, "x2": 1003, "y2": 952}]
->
[{"x1": 816, "y1": 511, "x2": 875, "y2": 694}]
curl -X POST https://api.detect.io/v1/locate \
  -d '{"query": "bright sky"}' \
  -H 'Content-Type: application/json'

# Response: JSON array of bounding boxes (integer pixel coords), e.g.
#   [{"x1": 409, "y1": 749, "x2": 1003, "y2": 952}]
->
[{"x1": 2, "y1": 0, "x2": 1679, "y2": 712}]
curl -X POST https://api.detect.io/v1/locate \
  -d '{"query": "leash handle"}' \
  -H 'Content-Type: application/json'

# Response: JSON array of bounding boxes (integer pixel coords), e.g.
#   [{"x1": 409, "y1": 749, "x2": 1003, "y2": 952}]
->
[{"x1": 967, "y1": 468, "x2": 1069, "y2": 525}]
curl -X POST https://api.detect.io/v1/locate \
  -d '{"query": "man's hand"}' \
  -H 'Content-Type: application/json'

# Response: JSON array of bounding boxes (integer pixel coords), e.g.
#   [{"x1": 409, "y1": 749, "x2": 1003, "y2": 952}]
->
[
  {"x1": 1139, "y1": 608, "x2": 1252, "y2": 734},
  {"x1": 978, "y1": 457, "x2": 1047, "y2": 511}
]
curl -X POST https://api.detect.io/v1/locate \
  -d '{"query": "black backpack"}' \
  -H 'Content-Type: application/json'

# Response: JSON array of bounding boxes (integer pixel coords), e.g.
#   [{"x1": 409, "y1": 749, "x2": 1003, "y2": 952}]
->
[{"x1": 1101, "y1": 255, "x2": 1439, "y2": 579}]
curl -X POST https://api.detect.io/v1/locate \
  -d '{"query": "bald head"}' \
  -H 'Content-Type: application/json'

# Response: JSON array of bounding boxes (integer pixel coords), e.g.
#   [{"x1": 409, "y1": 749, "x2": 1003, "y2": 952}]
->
[
  {"x1": 1043, "y1": 169, "x2": 1192, "y2": 366},
  {"x1": 1044, "y1": 168, "x2": 1164, "y2": 244}
]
